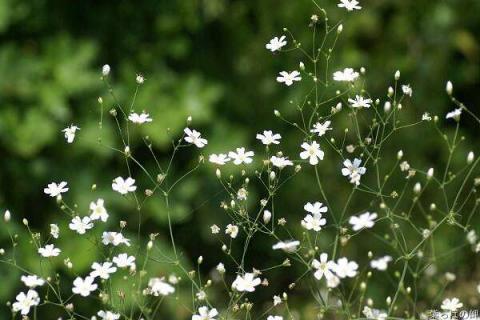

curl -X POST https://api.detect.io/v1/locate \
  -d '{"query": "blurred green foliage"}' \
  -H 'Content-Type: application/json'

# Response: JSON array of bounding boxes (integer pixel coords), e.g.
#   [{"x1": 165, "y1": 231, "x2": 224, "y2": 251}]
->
[{"x1": 1, "y1": 0, "x2": 480, "y2": 318}]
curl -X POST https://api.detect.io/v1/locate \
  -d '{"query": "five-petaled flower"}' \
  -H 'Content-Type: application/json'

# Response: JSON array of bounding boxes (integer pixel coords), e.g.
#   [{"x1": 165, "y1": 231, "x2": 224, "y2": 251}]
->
[
  {"x1": 44, "y1": 181, "x2": 69, "y2": 197},
  {"x1": 266, "y1": 35, "x2": 287, "y2": 52},
  {"x1": 112, "y1": 177, "x2": 137, "y2": 195},
  {"x1": 276, "y1": 70, "x2": 302, "y2": 86},
  {"x1": 300, "y1": 141, "x2": 324, "y2": 165},
  {"x1": 184, "y1": 128, "x2": 208, "y2": 148}
]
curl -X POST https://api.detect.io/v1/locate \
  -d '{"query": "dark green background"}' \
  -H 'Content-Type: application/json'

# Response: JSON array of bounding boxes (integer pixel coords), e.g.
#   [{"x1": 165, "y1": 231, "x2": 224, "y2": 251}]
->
[{"x1": 1, "y1": 0, "x2": 479, "y2": 318}]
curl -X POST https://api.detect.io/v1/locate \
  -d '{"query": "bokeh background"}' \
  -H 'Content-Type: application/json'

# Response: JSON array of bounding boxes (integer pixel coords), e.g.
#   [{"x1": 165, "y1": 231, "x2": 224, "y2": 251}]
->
[{"x1": 1, "y1": 0, "x2": 480, "y2": 318}]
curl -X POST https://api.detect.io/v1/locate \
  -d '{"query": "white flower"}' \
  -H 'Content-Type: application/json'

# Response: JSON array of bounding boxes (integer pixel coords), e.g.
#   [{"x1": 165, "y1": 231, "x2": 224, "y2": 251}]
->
[
  {"x1": 90, "y1": 262, "x2": 117, "y2": 280},
  {"x1": 300, "y1": 141, "x2": 324, "y2": 165},
  {"x1": 216, "y1": 263, "x2": 226, "y2": 274},
  {"x1": 89, "y1": 199, "x2": 109, "y2": 222},
  {"x1": 441, "y1": 298, "x2": 463, "y2": 312},
  {"x1": 69, "y1": 216, "x2": 94, "y2": 234},
  {"x1": 422, "y1": 112, "x2": 432, "y2": 121},
  {"x1": 312, "y1": 253, "x2": 337, "y2": 282},
  {"x1": 446, "y1": 108, "x2": 462, "y2": 121},
  {"x1": 338, "y1": 0, "x2": 362, "y2": 11},
  {"x1": 44, "y1": 181, "x2": 69, "y2": 197},
  {"x1": 62, "y1": 125, "x2": 80, "y2": 143},
  {"x1": 102, "y1": 232, "x2": 131, "y2": 247},
  {"x1": 128, "y1": 112, "x2": 152, "y2": 124},
  {"x1": 266, "y1": 35, "x2": 287, "y2": 52},
  {"x1": 38, "y1": 244, "x2": 61, "y2": 257},
  {"x1": 237, "y1": 188, "x2": 247, "y2": 200},
  {"x1": 304, "y1": 202, "x2": 328, "y2": 215},
  {"x1": 225, "y1": 224, "x2": 239, "y2": 238},
  {"x1": 341, "y1": 158, "x2": 367, "y2": 185},
  {"x1": 333, "y1": 257, "x2": 358, "y2": 278},
  {"x1": 256, "y1": 130, "x2": 281, "y2": 145},
  {"x1": 370, "y1": 256, "x2": 392, "y2": 271},
  {"x1": 273, "y1": 295, "x2": 282, "y2": 306},
  {"x1": 232, "y1": 273, "x2": 261, "y2": 292},
  {"x1": 301, "y1": 212, "x2": 326, "y2": 232},
  {"x1": 98, "y1": 310, "x2": 121, "y2": 320},
  {"x1": 349, "y1": 211, "x2": 377, "y2": 231},
  {"x1": 267, "y1": 316, "x2": 283, "y2": 320},
  {"x1": 311, "y1": 121, "x2": 332, "y2": 137},
  {"x1": 72, "y1": 276, "x2": 97, "y2": 297},
  {"x1": 146, "y1": 277, "x2": 175, "y2": 296},
  {"x1": 113, "y1": 253, "x2": 136, "y2": 268},
  {"x1": 12, "y1": 290, "x2": 40, "y2": 315},
  {"x1": 136, "y1": 74, "x2": 145, "y2": 84},
  {"x1": 21, "y1": 275, "x2": 45, "y2": 288},
  {"x1": 333, "y1": 68, "x2": 359, "y2": 82},
  {"x1": 228, "y1": 147, "x2": 254, "y2": 165},
  {"x1": 102, "y1": 64, "x2": 111, "y2": 76},
  {"x1": 348, "y1": 95, "x2": 372, "y2": 108},
  {"x1": 276, "y1": 70, "x2": 301, "y2": 86},
  {"x1": 112, "y1": 176, "x2": 137, "y2": 195},
  {"x1": 363, "y1": 306, "x2": 387, "y2": 320},
  {"x1": 50, "y1": 224, "x2": 59, "y2": 239},
  {"x1": 192, "y1": 306, "x2": 218, "y2": 320},
  {"x1": 209, "y1": 154, "x2": 230, "y2": 165},
  {"x1": 184, "y1": 128, "x2": 208, "y2": 148},
  {"x1": 270, "y1": 156, "x2": 293, "y2": 169},
  {"x1": 272, "y1": 240, "x2": 300, "y2": 252},
  {"x1": 402, "y1": 84, "x2": 413, "y2": 97}
]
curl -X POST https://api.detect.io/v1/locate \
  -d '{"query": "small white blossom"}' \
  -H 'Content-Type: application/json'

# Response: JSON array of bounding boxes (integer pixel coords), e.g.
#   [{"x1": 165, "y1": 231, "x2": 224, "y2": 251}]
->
[
  {"x1": 338, "y1": 0, "x2": 362, "y2": 11},
  {"x1": 50, "y1": 224, "x2": 59, "y2": 239},
  {"x1": 12, "y1": 290, "x2": 40, "y2": 315},
  {"x1": 232, "y1": 273, "x2": 261, "y2": 292},
  {"x1": 229, "y1": 147, "x2": 254, "y2": 165},
  {"x1": 44, "y1": 181, "x2": 69, "y2": 197},
  {"x1": 97, "y1": 310, "x2": 121, "y2": 320},
  {"x1": 312, "y1": 253, "x2": 337, "y2": 283},
  {"x1": 21, "y1": 275, "x2": 45, "y2": 288},
  {"x1": 62, "y1": 125, "x2": 80, "y2": 143},
  {"x1": 311, "y1": 121, "x2": 332, "y2": 137},
  {"x1": 256, "y1": 130, "x2": 281, "y2": 145},
  {"x1": 128, "y1": 112, "x2": 152, "y2": 124},
  {"x1": 441, "y1": 298, "x2": 463, "y2": 312},
  {"x1": 192, "y1": 306, "x2": 218, "y2": 320},
  {"x1": 102, "y1": 232, "x2": 131, "y2": 247},
  {"x1": 89, "y1": 199, "x2": 109, "y2": 222},
  {"x1": 333, "y1": 68, "x2": 359, "y2": 82},
  {"x1": 69, "y1": 216, "x2": 94, "y2": 235},
  {"x1": 402, "y1": 84, "x2": 413, "y2": 97},
  {"x1": 349, "y1": 212, "x2": 377, "y2": 231},
  {"x1": 276, "y1": 71, "x2": 301, "y2": 86},
  {"x1": 184, "y1": 128, "x2": 208, "y2": 148},
  {"x1": 270, "y1": 156, "x2": 293, "y2": 169},
  {"x1": 266, "y1": 35, "x2": 287, "y2": 52},
  {"x1": 333, "y1": 257, "x2": 358, "y2": 278},
  {"x1": 112, "y1": 177, "x2": 137, "y2": 195},
  {"x1": 90, "y1": 262, "x2": 117, "y2": 280},
  {"x1": 38, "y1": 244, "x2": 61, "y2": 257},
  {"x1": 370, "y1": 256, "x2": 392, "y2": 271},
  {"x1": 300, "y1": 141, "x2": 324, "y2": 165},
  {"x1": 112, "y1": 253, "x2": 136, "y2": 268},
  {"x1": 446, "y1": 108, "x2": 462, "y2": 121},
  {"x1": 225, "y1": 224, "x2": 239, "y2": 238},
  {"x1": 272, "y1": 240, "x2": 300, "y2": 253},
  {"x1": 348, "y1": 95, "x2": 372, "y2": 108},
  {"x1": 209, "y1": 154, "x2": 230, "y2": 165},
  {"x1": 146, "y1": 277, "x2": 175, "y2": 296},
  {"x1": 72, "y1": 276, "x2": 97, "y2": 297},
  {"x1": 342, "y1": 158, "x2": 366, "y2": 185},
  {"x1": 102, "y1": 64, "x2": 111, "y2": 76}
]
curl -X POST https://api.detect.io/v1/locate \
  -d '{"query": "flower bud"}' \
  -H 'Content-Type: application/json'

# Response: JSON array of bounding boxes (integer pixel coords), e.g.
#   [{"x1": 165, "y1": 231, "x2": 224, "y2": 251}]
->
[
  {"x1": 4, "y1": 210, "x2": 11, "y2": 223},
  {"x1": 446, "y1": 81, "x2": 453, "y2": 95},
  {"x1": 467, "y1": 151, "x2": 474, "y2": 164},
  {"x1": 102, "y1": 64, "x2": 111, "y2": 76},
  {"x1": 337, "y1": 24, "x2": 343, "y2": 34},
  {"x1": 263, "y1": 210, "x2": 272, "y2": 224},
  {"x1": 384, "y1": 101, "x2": 391, "y2": 113},
  {"x1": 395, "y1": 70, "x2": 400, "y2": 80}
]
